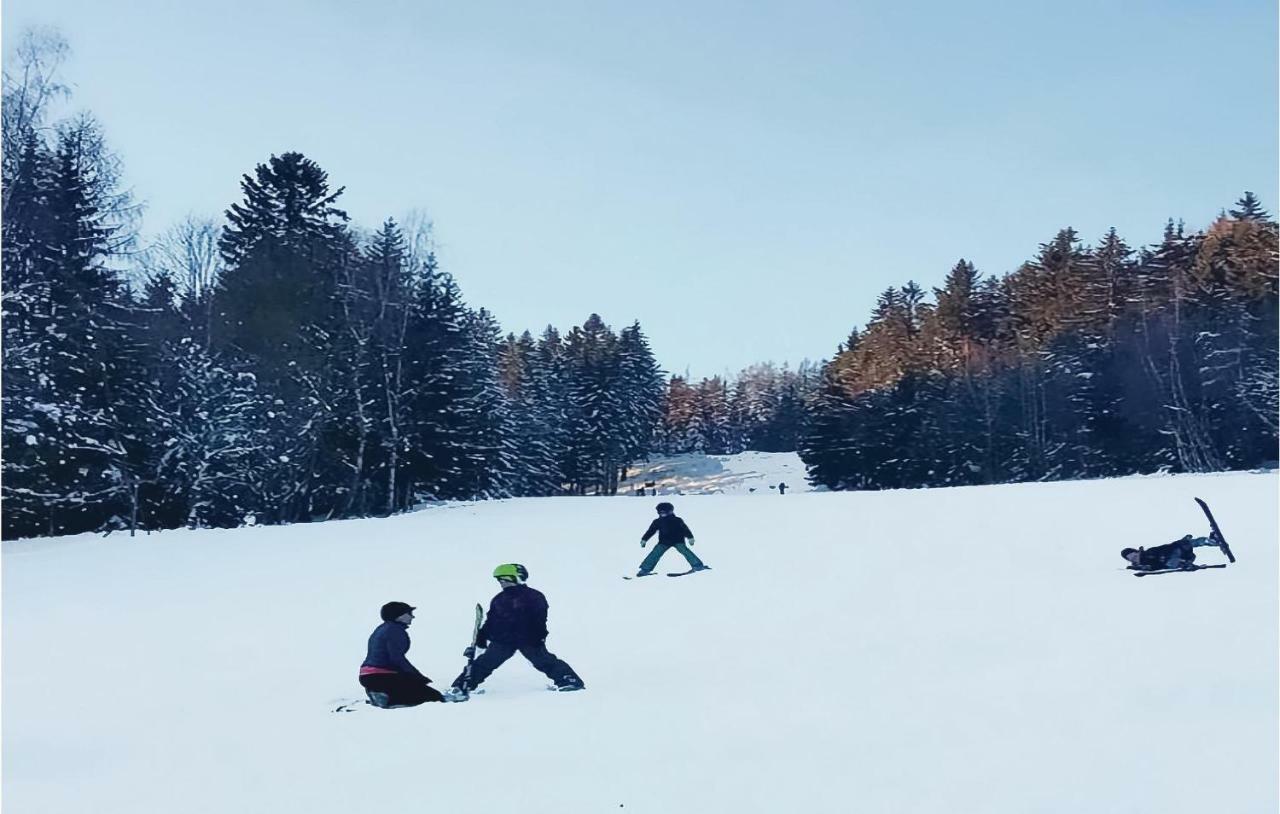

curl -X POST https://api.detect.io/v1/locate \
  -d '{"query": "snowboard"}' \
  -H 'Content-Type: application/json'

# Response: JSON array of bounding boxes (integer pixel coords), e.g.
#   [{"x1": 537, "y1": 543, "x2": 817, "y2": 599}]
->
[
  {"x1": 1194, "y1": 497, "x2": 1235, "y2": 563},
  {"x1": 1133, "y1": 564, "x2": 1228, "y2": 577},
  {"x1": 457, "y1": 603, "x2": 485, "y2": 700}
]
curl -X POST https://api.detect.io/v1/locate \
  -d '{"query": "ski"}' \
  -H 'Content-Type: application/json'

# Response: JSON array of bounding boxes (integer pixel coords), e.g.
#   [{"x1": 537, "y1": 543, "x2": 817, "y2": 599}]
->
[
  {"x1": 457, "y1": 602, "x2": 484, "y2": 700},
  {"x1": 1133, "y1": 564, "x2": 1228, "y2": 577},
  {"x1": 1194, "y1": 497, "x2": 1235, "y2": 563},
  {"x1": 623, "y1": 573, "x2": 657, "y2": 580},
  {"x1": 667, "y1": 567, "x2": 711, "y2": 577},
  {"x1": 547, "y1": 684, "x2": 585, "y2": 692}
]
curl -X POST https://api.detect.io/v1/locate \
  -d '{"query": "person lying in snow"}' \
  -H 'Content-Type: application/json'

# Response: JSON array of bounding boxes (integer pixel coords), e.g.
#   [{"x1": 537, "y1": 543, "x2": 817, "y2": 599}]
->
[
  {"x1": 359, "y1": 601, "x2": 444, "y2": 707},
  {"x1": 636, "y1": 502, "x2": 710, "y2": 577},
  {"x1": 1121, "y1": 535, "x2": 1221, "y2": 572},
  {"x1": 442, "y1": 564, "x2": 584, "y2": 701}
]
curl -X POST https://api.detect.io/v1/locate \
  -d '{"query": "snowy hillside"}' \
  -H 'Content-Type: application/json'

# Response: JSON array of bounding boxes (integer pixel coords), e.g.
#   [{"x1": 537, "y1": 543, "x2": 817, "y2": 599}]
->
[
  {"x1": 624, "y1": 451, "x2": 812, "y2": 495},
  {"x1": 3, "y1": 472, "x2": 1277, "y2": 813}
]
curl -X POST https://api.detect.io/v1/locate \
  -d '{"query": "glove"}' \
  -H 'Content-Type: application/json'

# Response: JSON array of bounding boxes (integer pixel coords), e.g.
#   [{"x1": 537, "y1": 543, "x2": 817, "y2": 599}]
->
[
  {"x1": 687, "y1": 537, "x2": 695, "y2": 546},
  {"x1": 463, "y1": 645, "x2": 481, "y2": 659},
  {"x1": 640, "y1": 539, "x2": 647, "y2": 548}
]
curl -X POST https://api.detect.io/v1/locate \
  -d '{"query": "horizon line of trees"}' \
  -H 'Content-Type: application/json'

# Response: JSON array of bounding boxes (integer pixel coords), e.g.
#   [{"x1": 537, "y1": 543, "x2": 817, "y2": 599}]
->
[
  {"x1": 654, "y1": 362, "x2": 821, "y2": 456},
  {"x1": 800, "y1": 197, "x2": 1278, "y2": 489}
]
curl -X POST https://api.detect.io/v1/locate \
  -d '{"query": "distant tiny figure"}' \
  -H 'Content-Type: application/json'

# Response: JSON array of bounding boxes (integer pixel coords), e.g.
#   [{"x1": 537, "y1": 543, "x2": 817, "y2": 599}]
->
[
  {"x1": 778, "y1": 482, "x2": 788, "y2": 495},
  {"x1": 359, "y1": 601, "x2": 444, "y2": 708},
  {"x1": 442, "y1": 564, "x2": 584, "y2": 700},
  {"x1": 636, "y1": 502, "x2": 709, "y2": 577},
  {"x1": 1121, "y1": 535, "x2": 1219, "y2": 572}
]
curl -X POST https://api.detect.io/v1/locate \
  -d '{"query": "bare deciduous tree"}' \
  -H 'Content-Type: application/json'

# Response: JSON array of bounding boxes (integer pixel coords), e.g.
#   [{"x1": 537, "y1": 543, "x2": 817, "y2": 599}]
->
[
  {"x1": 2, "y1": 27, "x2": 70, "y2": 196},
  {"x1": 400, "y1": 208, "x2": 436, "y2": 273},
  {"x1": 140, "y1": 215, "x2": 223, "y2": 299}
]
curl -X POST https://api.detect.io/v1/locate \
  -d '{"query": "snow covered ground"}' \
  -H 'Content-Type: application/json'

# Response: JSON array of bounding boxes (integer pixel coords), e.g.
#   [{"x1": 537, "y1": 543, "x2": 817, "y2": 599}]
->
[
  {"x1": 624, "y1": 450, "x2": 813, "y2": 495},
  {"x1": 3, "y1": 463, "x2": 1277, "y2": 813}
]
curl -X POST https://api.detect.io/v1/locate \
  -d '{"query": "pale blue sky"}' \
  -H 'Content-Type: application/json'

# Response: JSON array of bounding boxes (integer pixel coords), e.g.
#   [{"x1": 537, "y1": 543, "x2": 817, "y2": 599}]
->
[{"x1": 5, "y1": 0, "x2": 1276, "y2": 378}]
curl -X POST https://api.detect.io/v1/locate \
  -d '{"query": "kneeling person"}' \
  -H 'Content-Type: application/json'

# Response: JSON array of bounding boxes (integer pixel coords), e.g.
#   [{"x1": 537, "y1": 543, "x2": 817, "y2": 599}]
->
[
  {"x1": 359, "y1": 601, "x2": 444, "y2": 707},
  {"x1": 445, "y1": 564, "x2": 584, "y2": 700}
]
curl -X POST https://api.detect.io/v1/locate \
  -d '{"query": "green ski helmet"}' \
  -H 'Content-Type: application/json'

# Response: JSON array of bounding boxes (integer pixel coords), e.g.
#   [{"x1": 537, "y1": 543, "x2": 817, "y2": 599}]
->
[{"x1": 493, "y1": 563, "x2": 529, "y2": 584}]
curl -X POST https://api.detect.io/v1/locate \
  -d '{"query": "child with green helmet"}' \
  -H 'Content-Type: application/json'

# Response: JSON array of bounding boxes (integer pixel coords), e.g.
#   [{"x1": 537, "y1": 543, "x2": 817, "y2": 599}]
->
[{"x1": 442, "y1": 563, "x2": 584, "y2": 700}]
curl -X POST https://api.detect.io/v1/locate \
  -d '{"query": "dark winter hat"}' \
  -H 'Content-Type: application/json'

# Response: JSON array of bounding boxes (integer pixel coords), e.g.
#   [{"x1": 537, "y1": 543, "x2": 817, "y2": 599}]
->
[
  {"x1": 380, "y1": 601, "x2": 416, "y2": 622},
  {"x1": 655, "y1": 502, "x2": 674, "y2": 514},
  {"x1": 1120, "y1": 548, "x2": 1138, "y2": 559}
]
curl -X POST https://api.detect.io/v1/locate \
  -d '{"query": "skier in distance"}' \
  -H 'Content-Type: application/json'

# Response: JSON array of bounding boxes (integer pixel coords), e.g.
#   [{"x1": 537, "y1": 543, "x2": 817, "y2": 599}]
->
[{"x1": 635, "y1": 502, "x2": 709, "y2": 577}]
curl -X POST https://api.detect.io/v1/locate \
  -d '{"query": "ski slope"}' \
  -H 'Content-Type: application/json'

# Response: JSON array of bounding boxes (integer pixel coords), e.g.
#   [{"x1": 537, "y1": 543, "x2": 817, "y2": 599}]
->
[
  {"x1": 624, "y1": 450, "x2": 813, "y2": 495},
  {"x1": 3, "y1": 466, "x2": 1277, "y2": 814}
]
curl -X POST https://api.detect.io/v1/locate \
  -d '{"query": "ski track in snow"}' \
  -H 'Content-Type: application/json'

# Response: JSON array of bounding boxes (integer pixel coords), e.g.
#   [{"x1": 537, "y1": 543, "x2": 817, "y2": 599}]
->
[{"x1": 3, "y1": 455, "x2": 1277, "y2": 814}]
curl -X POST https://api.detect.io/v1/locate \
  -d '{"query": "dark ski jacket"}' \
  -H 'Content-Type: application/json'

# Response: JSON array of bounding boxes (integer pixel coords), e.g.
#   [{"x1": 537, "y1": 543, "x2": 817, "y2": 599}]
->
[
  {"x1": 1128, "y1": 538, "x2": 1197, "y2": 571},
  {"x1": 642, "y1": 514, "x2": 694, "y2": 547},
  {"x1": 362, "y1": 621, "x2": 426, "y2": 679},
  {"x1": 478, "y1": 585, "x2": 550, "y2": 647}
]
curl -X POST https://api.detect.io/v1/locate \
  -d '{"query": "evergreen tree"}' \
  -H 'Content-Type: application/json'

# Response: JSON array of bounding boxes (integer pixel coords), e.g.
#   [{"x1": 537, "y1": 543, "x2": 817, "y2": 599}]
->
[
  {"x1": 455, "y1": 308, "x2": 515, "y2": 498},
  {"x1": 499, "y1": 331, "x2": 563, "y2": 496},
  {"x1": 398, "y1": 257, "x2": 476, "y2": 501},
  {"x1": 360, "y1": 219, "x2": 416, "y2": 514},
  {"x1": 615, "y1": 322, "x2": 665, "y2": 477},
  {"x1": 1229, "y1": 191, "x2": 1269, "y2": 222},
  {"x1": 144, "y1": 338, "x2": 275, "y2": 529},
  {"x1": 213, "y1": 151, "x2": 351, "y2": 385},
  {"x1": 561, "y1": 315, "x2": 623, "y2": 493},
  {"x1": 2, "y1": 119, "x2": 144, "y2": 536}
]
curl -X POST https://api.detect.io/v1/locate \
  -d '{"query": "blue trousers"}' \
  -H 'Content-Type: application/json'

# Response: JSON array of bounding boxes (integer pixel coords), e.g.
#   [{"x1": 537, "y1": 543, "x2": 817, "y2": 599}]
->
[{"x1": 638, "y1": 542, "x2": 705, "y2": 574}]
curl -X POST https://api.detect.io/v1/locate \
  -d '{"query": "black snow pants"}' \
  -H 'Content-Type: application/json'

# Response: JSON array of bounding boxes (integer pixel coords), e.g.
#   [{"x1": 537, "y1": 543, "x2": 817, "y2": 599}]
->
[
  {"x1": 451, "y1": 640, "x2": 583, "y2": 691},
  {"x1": 360, "y1": 672, "x2": 444, "y2": 707}
]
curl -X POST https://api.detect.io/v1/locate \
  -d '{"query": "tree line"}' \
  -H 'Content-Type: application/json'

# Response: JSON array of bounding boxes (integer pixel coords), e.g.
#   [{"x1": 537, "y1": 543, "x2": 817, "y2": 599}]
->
[
  {"x1": 1, "y1": 32, "x2": 665, "y2": 538},
  {"x1": 800, "y1": 202, "x2": 1278, "y2": 489},
  {"x1": 654, "y1": 362, "x2": 820, "y2": 456}
]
